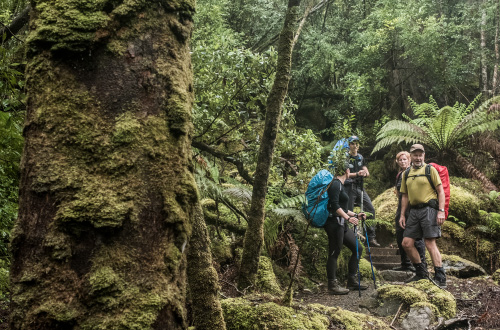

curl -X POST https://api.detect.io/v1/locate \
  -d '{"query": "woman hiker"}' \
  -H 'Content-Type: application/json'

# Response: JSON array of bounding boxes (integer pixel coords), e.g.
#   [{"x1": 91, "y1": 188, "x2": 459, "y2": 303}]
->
[
  {"x1": 325, "y1": 160, "x2": 369, "y2": 294},
  {"x1": 393, "y1": 151, "x2": 427, "y2": 272}
]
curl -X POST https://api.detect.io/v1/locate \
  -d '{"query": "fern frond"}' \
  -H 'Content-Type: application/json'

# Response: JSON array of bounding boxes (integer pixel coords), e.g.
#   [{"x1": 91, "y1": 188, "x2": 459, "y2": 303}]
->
[
  {"x1": 270, "y1": 208, "x2": 306, "y2": 221},
  {"x1": 276, "y1": 195, "x2": 306, "y2": 209},
  {"x1": 223, "y1": 187, "x2": 252, "y2": 202}
]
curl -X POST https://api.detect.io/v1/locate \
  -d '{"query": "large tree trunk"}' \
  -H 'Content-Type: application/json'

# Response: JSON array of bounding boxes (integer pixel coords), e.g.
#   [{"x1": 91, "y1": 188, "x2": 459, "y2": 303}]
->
[
  {"x1": 10, "y1": 1, "x2": 196, "y2": 329},
  {"x1": 187, "y1": 202, "x2": 226, "y2": 329},
  {"x1": 454, "y1": 152, "x2": 498, "y2": 192},
  {"x1": 238, "y1": 0, "x2": 301, "y2": 290}
]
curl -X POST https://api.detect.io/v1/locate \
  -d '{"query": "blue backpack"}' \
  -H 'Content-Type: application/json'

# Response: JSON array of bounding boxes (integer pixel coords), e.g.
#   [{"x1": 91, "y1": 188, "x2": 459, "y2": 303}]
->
[{"x1": 302, "y1": 169, "x2": 334, "y2": 227}]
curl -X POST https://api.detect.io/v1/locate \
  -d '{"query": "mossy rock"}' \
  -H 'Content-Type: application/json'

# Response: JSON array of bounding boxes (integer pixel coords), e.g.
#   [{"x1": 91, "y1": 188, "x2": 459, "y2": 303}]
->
[
  {"x1": 372, "y1": 188, "x2": 398, "y2": 229},
  {"x1": 376, "y1": 281, "x2": 456, "y2": 319},
  {"x1": 220, "y1": 296, "x2": 392, "y2": 330},
  {"x1": 365, "y1": 160, "x2": 393, "y2": 199},
  {"x1": 221, "y1": 297, "x2": 329, "y2": 329},
  {"x1": 441, "y1": 253, "x2": 487, "y2": 278},
  {"x1": 449, "y1": 185, "x2": 480, "y2": 223},
  {"x1": 493, "y1": 269, "x2": 500, "y2": 284}
]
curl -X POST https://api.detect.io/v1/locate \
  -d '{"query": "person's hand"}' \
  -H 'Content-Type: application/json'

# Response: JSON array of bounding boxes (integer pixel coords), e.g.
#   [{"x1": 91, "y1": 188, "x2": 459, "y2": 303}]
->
[
  {"x1": 357, "y1": 169, "x2": 366, "y2": 177},
  {"x1": 348, "y1": 216, "x2": 359, "y2": 225},
  {"x1": 399, "y1": 215, "x2": 406, "y2": 229},
  {"x1": 437, "y1": 211, "x2": 445, "y2": 226},
  {"x1": 357, "y1": 212, "x2": 366, "y2": 220}
]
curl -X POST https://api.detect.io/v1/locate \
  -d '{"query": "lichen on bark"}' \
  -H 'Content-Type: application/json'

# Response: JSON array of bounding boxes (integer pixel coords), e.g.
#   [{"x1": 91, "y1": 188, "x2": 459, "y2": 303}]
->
[{"x1": 10, "y1": 1, "x2": 197, "y2": 329}]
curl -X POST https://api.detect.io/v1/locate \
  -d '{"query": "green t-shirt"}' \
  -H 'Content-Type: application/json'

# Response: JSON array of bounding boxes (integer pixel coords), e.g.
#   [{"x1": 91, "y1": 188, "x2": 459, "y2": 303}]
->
[{"x1": 400, "y1": 164, "x2": 442, "y2": 205}]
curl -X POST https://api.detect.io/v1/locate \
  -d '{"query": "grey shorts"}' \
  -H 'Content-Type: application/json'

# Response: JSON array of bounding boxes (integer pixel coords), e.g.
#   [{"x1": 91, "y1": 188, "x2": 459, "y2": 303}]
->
[{"x1": 403, "y1": 206, "x2": 441, "y2": 239}]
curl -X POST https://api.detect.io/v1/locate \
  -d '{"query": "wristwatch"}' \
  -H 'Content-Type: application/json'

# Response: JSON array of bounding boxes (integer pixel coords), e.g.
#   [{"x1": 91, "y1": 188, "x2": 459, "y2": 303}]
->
[{"x1": 438, "y1": 208, "x2": 445, "y2": 212}]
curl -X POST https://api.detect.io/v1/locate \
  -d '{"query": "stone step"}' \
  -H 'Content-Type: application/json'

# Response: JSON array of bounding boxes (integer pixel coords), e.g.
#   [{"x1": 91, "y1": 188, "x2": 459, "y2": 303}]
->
[
  {"x1": 367, "y1": 247, "x2": 399, "y2": 256},
  {"x1": 371, "y1": 262, "x2": 401, "y2": 271},
  {"x1": 368, "y1": 255, "x2": 401, "y2": 263}
]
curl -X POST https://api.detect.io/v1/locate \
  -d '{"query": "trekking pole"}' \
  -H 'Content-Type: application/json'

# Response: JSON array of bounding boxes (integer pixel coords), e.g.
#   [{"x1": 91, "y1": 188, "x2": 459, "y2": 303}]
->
[
  {"x1": 363, "y1": 218, "x2": 377, "y2": 289},
  {"x1": 354, "y1": 224, "x2": 361, "y2": 297}
]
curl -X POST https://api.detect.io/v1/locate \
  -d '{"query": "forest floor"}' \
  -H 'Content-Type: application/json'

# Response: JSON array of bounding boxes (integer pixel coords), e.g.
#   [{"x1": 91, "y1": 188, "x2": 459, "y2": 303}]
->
[{"x1": 293, "y1": 275, "x2": 500, "y2": 329}]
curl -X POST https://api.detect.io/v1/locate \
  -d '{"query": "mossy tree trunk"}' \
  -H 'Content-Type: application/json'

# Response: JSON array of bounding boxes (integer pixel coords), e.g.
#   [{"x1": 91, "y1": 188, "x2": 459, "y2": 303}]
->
[
  {"x1": 238, "y1": 0, "x2": 301, "y2": 290},
  {"x1": 454, "y1": 152, "x2": 498, "y2": 192},
  {"x1": 187, "y1": 203, "x2": 226, "y2": 329},
  {"x1": 10, "y1": 1, "x2": 196, "y2": 329}
]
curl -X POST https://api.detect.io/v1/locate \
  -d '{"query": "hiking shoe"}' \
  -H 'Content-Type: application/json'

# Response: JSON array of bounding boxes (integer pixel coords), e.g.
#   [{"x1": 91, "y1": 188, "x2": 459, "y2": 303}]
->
[
  {"x1": 347, "y1": 275, "x2": 368, "y2": 290},
  {"x1": 327, "y1": 279, "x2": 349, "y2": 295},
  {"x1": 393, "y1": 265, "x2": 416, "y2": 272},
  {"x1": 368, "y1": 239, "x2": 381, "y2": 247},
  {"x1": 404, "y1": 263, "x2": 428, "y2": 283},
  {"x1": 433, "y1": 266, "x2": 447, "y2": 289}
]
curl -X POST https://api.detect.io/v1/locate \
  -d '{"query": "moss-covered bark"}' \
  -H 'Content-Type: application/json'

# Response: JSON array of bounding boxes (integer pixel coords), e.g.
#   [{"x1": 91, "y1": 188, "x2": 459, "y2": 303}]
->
[
  {"x1": 10, "y1": 1, "x2": 196, "y2": 329},
  {"x1": 238, "y1": 0, "x2": 301, "y2": 290},
  {"x1": 186, "y1": 203, "x2": 226, "y2": 329}
]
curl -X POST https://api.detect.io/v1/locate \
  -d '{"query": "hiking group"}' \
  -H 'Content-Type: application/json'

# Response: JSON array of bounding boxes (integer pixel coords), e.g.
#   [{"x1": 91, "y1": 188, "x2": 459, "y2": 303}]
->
[{"x1": 304, "y1": 137, "x2": 449, "y2": 295}]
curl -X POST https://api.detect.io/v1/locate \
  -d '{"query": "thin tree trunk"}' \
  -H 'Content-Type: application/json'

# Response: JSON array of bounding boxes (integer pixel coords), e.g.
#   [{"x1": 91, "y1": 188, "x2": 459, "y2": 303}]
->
[
  {"x1": 187, "y1": 203, "x2": 226, "y2": 330},
  {"x1": 454, "y1": 152, "x2": 498, "y2": 192},
  {"x1": 481, "y1": 9, "x2": 489, "y2": 96},
  {"x1": 238, "y1": 0, "x2": 301, "y2": 290},
  {"x1": 492, "y1": 1, "x2": 500, "y2": 95},
  {"x1": 10, "y1": 1, "x2": 196, "y2": 329}
]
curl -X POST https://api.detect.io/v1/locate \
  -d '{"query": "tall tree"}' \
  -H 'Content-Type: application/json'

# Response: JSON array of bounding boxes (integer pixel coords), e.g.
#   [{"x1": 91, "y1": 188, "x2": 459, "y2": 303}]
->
[
  {"x1": 238, "y1": 0, "x2": 302, "y2": 290},
  {"x1": 10, "y1": 1, "x2": 196, "y2": 329}
]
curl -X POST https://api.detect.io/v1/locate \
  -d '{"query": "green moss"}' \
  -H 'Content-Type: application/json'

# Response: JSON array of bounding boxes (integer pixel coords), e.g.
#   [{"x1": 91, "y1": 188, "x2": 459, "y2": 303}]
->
[
  {"x1": 408, "y1": 281, "x2": 456, "y2": 319},
  {"x1": 256, "y1": 256, "x2": 283, "y2": 296},
  {"x1": 493, "y1": 269, "x2": 500, "y2": 284},
  {"x1": 449, "y1": 185, "x2": 481, "y2": 223},
  {"x1": 372, "y1": 188, "x2": 398, "y2": 231},
  {"x1": 378, "y1": 284, "x2": 428, "y2": 305},
  {"x1": 34, "y1": 301, "x2": 80, "y2": 322},
  {"x1": 377, "y1": 282, "x2": 456, "y2": 320},
  {"x1": 221, "y1": 297, "x2": 329, "y2": 329},
  {"x1": 43, "y1": 229, "x2": 72, "y2": 261},
  {"x1": 365, "y1": 160, "x2": 393, "y2": 199}
]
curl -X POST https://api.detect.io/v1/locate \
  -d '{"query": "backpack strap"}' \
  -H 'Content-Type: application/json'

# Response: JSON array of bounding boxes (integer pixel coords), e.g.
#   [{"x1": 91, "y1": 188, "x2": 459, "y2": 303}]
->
[{"x1": 425, "y1": 164, "x2": 436, "y2": 191}]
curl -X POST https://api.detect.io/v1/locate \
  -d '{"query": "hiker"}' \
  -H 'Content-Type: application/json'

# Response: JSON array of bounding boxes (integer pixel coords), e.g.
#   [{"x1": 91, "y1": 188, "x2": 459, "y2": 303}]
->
[
  {"x1": 399, "y1": 144, "x2": 447, "y2": 288},
  {"x1": 344, "y1": 136, "x2": 380, "y2": 247},
  {"x1": 325, "y1": 161, "x2": 369, "y2": 295},
  {"x1": 393, "y1": 151, "x2": 426, "y2": 272}
]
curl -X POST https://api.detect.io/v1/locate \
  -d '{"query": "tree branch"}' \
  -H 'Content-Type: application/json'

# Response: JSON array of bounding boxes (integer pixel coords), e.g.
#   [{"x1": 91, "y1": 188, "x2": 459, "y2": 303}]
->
[
  {"x1": 0, "y1": 5, "x2": 31, "y2": 43},
  {"x1": 192, "y1": 140, "x2": 254, "y2": 184}
]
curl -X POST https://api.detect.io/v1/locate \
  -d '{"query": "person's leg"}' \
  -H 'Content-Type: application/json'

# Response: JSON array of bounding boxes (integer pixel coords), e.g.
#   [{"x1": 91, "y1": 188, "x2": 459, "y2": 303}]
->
[
  {"x1": 362, "y1": 190, "x2": 379, "y2": 246},
  {"x1": 403, "y1": 208, "x2": 429, "y2": 282},
  {"x1": 342, "y1": 226, "x2": 368, "y2": 290},
  {"x1": 324, "y1": 218, "x2": 349, "y2": 294},
  {"x1": 395, "y1": 215, "x2": 414, "y2": 270},
  {"x1": 414, "y1": 239, "x2": 426, "y2": 265},
  {"x1": 425, "y1": 238, "x2": 446, "y2": 288}
]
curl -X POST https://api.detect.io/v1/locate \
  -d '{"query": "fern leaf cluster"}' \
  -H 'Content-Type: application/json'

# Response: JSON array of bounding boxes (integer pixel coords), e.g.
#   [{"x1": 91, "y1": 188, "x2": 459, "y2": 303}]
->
[{"x1": 373, "y1": 94, "x2": 500, "y2": 154}]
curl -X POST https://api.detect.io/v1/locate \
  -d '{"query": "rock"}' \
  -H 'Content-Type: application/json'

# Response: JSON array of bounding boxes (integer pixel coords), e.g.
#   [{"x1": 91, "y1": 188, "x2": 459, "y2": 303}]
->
[
  {"x1": 493, "y1": 269, "x2": 500, "y2": 285},
  {"x1": 441, "y1": 254, "x2": 487, "y2": 278},
  {"x1": 380, "y1": 269, "x2": 414, "y2": 282},
  {"x1": 401, "y1": 305, "x2": 434, "y2": 330}
]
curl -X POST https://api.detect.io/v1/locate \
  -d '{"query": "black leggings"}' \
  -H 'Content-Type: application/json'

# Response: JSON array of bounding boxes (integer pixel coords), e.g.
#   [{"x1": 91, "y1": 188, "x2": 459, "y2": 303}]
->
[{"x1": 324, "y1": 216, "x2": 363, "y2": 280}]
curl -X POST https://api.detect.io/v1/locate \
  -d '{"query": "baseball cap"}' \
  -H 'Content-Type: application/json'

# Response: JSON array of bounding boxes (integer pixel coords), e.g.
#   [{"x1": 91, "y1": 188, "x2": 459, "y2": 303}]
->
[
  {"x1": 409, "y1": 144, "x2": 425, "y2": 153},
  {"x1": 348, "y1": 135, "x2": 360, "y2": 143}
]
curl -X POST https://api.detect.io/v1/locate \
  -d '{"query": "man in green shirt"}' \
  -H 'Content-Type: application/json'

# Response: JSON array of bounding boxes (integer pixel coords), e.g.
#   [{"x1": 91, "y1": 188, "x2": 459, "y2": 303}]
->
[{"x1": 399, "y1": 144, "x2": 447, "y2": 288}]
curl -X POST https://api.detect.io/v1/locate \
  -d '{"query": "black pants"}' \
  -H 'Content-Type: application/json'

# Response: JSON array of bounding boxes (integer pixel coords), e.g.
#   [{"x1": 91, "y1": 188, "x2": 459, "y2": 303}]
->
[
  {"x1": 345, "y1": 184, "x2": 376, "y2": 239},
  {"x1": 395, "y1": 204, "x2": 426, "y2": 266},
  {"x1": 324, "y1": 216, "x2": 362, "y2": 280}
]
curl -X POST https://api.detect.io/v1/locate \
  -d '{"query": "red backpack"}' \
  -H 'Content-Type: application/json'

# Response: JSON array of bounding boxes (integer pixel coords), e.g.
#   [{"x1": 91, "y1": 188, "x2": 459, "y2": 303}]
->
[{"x1": 404, "y1": 163, "x2": 450, "y2": 218}]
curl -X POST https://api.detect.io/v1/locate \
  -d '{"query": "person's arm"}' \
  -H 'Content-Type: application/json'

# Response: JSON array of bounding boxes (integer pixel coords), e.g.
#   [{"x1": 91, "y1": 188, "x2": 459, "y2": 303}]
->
[
  {"x1": 436, "y1": 184, "x2": 445, "y2": 225},
  {"x1": 335, "y1": 208, "x2": 360, "y2": 225},
  {"x1": 399, "y1": 193, "x2": 409, "y2": 229}
]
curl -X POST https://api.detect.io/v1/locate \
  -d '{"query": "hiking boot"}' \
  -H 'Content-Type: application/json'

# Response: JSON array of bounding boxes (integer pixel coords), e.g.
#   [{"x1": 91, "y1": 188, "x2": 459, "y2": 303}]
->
[
  {"x1": 346, "y1": 275, "x2": 368, "y2": 290},
  {"x1": 368, "y1": 239, "x2": 380, "y2": 247},
  {"x1": 328, "y1": 279, "x2": 349, "y2": 295},
  {"x1": 393, "y1": 264, "x2": 416, "y2": 272},
  {"x1": 404, "y1": 263, "x2": 429, "y2": 283},
  {"x1": 433, "y1": 266, "x2": 447, "y2": 289}
]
